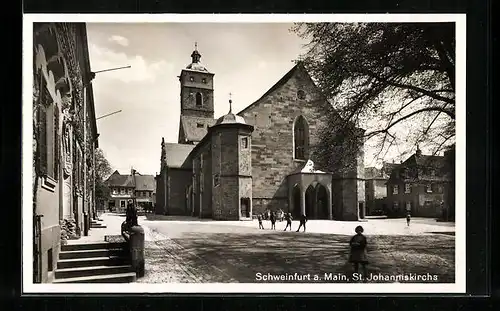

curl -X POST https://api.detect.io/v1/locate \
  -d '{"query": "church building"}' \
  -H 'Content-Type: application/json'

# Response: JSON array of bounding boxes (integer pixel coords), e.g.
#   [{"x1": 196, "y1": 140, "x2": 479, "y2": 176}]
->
[{"x1": 155, "y1": 47, "x2": 366, "y2": 221}]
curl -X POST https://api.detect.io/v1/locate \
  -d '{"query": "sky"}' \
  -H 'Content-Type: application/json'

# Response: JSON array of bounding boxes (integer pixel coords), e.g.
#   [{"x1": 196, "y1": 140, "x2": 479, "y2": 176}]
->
[
  {"x1": 86, "y1": 22, "x2": 452, "y2": 176},
  {"x1": 87, "y1": 23, "x2": 308, "y2": 175}
]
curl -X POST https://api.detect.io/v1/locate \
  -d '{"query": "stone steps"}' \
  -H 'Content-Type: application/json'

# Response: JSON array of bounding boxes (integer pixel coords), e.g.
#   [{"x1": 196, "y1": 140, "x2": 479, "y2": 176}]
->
[
  {"x1": 53, "y1": 272, "x2": 136, "y2": 283},
  {"x1": 61, "y1": 242, "x2": 126, "y2": 252},
  {"x1": 55, "y1": 265, "x2": 134, "y2": 279},
  {"x1": 59, "y1": 248, "x2": 127, "y2": 260},
  {"x1": 54, "y1": 241, "x2": 135, "y2": 284}
]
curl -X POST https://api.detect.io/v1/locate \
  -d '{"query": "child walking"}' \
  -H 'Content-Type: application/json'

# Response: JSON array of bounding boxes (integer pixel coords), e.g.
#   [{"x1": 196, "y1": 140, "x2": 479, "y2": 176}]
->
[
  {"x1": 296, "y1": 214, "x2": 307, "y2": 232},
  {"x1": 284, "y1": 213, "x2": 293, "y2": 231},
  {"x1": 406, "y1": 212, "x2": 411, "y2": 226},
  {"x1": 349, "y1": 225, "x2": 369, "y2": 282},
  {"x1": 257, "y1": 214, "x2": 264, "y2": 230},
  {"x1": 270, "y1": 212, "x2": 276, "y2": 230}
]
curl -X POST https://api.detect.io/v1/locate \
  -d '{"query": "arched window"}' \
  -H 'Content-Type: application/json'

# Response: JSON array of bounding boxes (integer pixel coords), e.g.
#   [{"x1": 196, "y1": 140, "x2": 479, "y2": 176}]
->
[
  {"x1": 196, "y1": 92, "x2": 203, "y2": 107},
  {"x1": 294, "y1": 115, "x2": 308, "y2": 160}
]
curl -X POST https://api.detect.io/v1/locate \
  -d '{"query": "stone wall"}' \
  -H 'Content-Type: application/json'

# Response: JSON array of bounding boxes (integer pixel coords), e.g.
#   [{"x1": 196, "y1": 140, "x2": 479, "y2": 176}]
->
[
  {"x1": 238, "y1": 66, "x2": 331, "y2": 213},
  {"x1": 166, "y1": 168, "x2": 192, "y2": 215}
]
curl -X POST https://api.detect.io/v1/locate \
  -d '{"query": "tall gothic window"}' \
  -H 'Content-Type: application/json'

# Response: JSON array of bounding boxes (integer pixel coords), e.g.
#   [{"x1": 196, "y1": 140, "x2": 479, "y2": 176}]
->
[
  {"x1": 196, "y1": 92, "x2": 203, "y2": 107},
  {"x1": 293, "y1": 115, "x2": 308, "y2": 160}
]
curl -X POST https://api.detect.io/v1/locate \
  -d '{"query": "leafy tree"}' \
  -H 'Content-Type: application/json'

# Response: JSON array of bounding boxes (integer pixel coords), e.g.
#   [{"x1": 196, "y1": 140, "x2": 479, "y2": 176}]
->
[
  {"x1": 94, "y1": 148, "x2": 113, "y2": 208},
  {"x1": 293, "y1": 22, "x2": 455, "y2": 166}
]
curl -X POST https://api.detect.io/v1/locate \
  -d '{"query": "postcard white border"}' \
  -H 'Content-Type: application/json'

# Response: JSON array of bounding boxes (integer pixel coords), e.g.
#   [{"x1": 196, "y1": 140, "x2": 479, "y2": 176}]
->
[{"x1": 22, "y1": 13, "x2": 466, "y2": 294}]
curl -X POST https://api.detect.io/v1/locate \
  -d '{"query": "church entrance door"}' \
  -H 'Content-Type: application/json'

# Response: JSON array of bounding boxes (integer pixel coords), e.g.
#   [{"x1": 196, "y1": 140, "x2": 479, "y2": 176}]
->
[
  {"x1": 241, "y1": 198, "x2": 250, "y2": 218},
  {"x1": 316, "y1": 184, "x2": 329, "y2": 219},
  {"x1": 305, "y1": 185, "x2": 315, "y2": 218}
]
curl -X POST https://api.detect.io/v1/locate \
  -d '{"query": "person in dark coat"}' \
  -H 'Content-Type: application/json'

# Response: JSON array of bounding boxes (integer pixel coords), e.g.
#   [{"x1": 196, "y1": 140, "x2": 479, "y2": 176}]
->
[
  {"x1": 257, "y1": 214, "x2": 264, "y2": 229},
  {"x1": 270, "y1": 212, "x2": 276, "y2": 230},
  {"x1": 284, "y1": 213, "x2": 293, "y2": 231},
  {"x1": 406, "y1": 212, "x2": 411, "y2": 226},
  {"x1": 349, "y1": 225, "x2": 368, "y2": 281},
  {"x1": 296, "y1": 214, "x2": 307, "y2": 232}
]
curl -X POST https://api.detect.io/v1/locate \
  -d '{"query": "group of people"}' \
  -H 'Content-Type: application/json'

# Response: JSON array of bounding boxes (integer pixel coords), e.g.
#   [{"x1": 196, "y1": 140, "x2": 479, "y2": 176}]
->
[{"x1": 256, "y1": 212, "x2": 308, "y2": 232}]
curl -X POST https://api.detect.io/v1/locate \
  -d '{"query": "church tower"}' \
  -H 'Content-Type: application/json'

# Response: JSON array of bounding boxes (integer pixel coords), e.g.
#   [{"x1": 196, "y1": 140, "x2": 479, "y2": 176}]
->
[{"x1": 178, "y1": 44, "x2": 216, "y2": 144}]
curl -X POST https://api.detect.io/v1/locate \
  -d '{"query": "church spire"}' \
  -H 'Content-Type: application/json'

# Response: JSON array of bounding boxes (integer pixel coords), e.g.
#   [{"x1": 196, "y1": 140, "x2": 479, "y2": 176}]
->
[
  {"x1": 229, "y1": 92, "x2": 233, "y2": 113},
  {"x1": 191, "y1": 42, "x2": 201, "y2": 63}
]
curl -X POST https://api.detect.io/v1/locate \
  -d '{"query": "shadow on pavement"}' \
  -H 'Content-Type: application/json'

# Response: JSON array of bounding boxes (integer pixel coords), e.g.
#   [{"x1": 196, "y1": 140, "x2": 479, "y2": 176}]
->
[{"x1": 169, "y1": 232, "x2": 455, "y2": 283}]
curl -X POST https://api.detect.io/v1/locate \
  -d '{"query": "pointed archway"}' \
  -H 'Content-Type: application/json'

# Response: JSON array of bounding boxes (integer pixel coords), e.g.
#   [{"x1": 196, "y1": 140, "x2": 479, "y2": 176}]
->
[
  {"x1": 316, "y1": 184, "x2": 329, "y2": 219},
  {"x1": 292, "y1": 184, "x2": 301, "y2": 217},
  {"x1": 305, "y1": 185, "x2": 315, "y2": 218}
]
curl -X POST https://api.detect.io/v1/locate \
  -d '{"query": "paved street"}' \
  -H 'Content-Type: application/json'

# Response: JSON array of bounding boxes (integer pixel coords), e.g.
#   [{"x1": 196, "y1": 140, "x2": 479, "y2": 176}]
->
[{"x1": 106, "y1": 213, "x2": 456, "y2": 284}]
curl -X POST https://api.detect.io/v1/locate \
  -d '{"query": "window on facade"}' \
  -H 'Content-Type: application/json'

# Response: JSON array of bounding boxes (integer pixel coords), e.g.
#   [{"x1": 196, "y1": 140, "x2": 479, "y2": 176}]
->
[
  {"x1": 241, "y1": 137, "x2": 249, "y2": 149},
  {"x1": 128, "y1": 189, "x2": 133, "y2": 194},
  {"x1": 297, "y1": 89, "x2": 306, "y2": 100},
  {"x1": 120, "y1": 200, "x2": 125, "y2": 208},
  {"x1": 112, "y1": 188, "x2": 118, "y2": 194},
  {"x1": 197, "y1": 123, "x2": 204, "y2": 128},
  {"x1": 202, "y1": 78, "x2": 207, "y2": 84},
  {"x1": 196, "y1": 92, "x2": 203, "y2": 107},
  {"x1": 393, "y1": 185, "x2": 399, "y2": 194},
  {"x1": 189, "y1": 76, "x2": 194, "y2": 82},
  {"x1": 37, "y1": 77, "x2": 59, "y2": 180},
  {"x1": 426, "y1": 184, "x2": 433, "y2": 193},
  {"x1": 120, "y1": 188, "x2": 125, "y2": 195},
  {"x1": 393, "y1": 201, "x2": 399, "y2": 209},
  {"x1": 213, "y1": 174, "x2": 220, "y2": 187},
  {"x1": 437, "y1": 185, "x2": 443, "y2": 193},
  {"x1": 293, "y1": 116, "x2": 308, "y2": 160},
  {"x1": 406, "y1": 202, "x2": 411, "y2": 211},
  {"x1": 430, "y1": 169, "x2": 436, "y2": 177},
  {"x1": 405, "y1": 183, "x2": 411, "y2": 193}
]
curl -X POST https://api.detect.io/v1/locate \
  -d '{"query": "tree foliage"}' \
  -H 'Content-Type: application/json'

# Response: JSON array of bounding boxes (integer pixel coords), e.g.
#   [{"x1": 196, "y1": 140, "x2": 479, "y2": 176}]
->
[
  {"x1": 94, "y1": 148, "x2": 112, "y2": 203},
  {"x1": 293, "y1": 22, "x2": 456, "y2": 166}
]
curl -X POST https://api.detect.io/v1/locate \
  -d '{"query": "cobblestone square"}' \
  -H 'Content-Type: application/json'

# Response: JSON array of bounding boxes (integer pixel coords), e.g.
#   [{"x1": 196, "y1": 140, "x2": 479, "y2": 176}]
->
[{"x1": 126, "y1": 214, "x2": 456, "y2": 283}]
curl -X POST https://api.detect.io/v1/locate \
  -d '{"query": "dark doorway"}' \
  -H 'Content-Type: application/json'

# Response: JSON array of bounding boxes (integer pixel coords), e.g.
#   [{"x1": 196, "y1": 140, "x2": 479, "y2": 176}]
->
[
  {"x1": 359, "y1": 202, "x2": 365, "y2": 219},
  {"x1": 305, "y1": 185, "x2": 315, "y2": 218},
  {"x1": 316, "y1": 184, "x2": 329, "y2": 219},
  {"x1": 241, "y1": 197, "x2": 250, "y2": 218},
  {"x1": 292, "y1": 185, "x2": 301, "y2": 217}
]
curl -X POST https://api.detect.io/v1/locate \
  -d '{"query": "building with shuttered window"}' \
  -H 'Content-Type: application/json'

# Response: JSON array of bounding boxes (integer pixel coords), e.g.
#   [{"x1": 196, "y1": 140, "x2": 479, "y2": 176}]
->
[{"x1": 32, "y1": 23, "x2": 99, "y2": 283}]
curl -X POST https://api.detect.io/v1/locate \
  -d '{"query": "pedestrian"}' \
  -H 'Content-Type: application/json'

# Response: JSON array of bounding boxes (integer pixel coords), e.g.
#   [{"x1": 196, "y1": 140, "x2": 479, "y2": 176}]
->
[
  {"x1": 296, "y1": 214, "x2": 307, "y2": 232},
  {"x1": 349, "y1": 225, "x2": 369, "y2": 282},
  {"x1": 270, "y1": 212, "x2": 276, "y2": 230},
  {"x1": 406, "y1": 212, "x2": 411, "y2": 226},
  {"x1": 284, "y1": 213, "x2": 293, "y2": 231},
  {"x1": 257, "y1": 214, "x2": 264, "y2": 230}
]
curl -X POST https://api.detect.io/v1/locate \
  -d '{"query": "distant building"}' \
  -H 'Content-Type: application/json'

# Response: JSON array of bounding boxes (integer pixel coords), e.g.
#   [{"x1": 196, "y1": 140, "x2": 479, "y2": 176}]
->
[
  {"x1": 134, "y1": 172, "x2": 155, "y2": 211},
  {"x1": 385, "y1": 147, "x2": 452, "y2": 218},
  {"x1": 365, "y1": 162, "x2": 400, "y2": 215},
  {"x1": 105, "y1": 169, "x2": 155, "y2": 212}
]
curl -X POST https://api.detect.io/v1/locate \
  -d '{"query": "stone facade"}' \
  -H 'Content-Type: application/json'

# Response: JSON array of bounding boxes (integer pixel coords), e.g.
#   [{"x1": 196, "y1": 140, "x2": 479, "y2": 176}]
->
[
  {"x1": 156, "y1": 48, "x2": 365, "y2": 221},
  {"x1": 32, "y1": 23, "x2": 98, "y2": 283}
]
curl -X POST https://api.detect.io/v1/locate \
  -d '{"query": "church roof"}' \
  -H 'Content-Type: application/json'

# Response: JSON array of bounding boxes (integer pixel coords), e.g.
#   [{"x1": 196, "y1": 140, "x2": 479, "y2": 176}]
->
[
  {"x1": 186, "y1": 62, "x2": 208, "y2": 72},
  {"x1": 237, "y1": 63, "x2": 303, "y2": 116},
  {"x1": 180, "y1": 115, "x2": 216, "y2": 142},
  {"x1": 164, "y1": 143, "x2": 195, "y2": 168},
  {"x1": 134, "y1": 175, "x2": 155, "y2": 191},
  {"x1": 214, "y1": 112, "x2": 247, "y2": 125}
]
